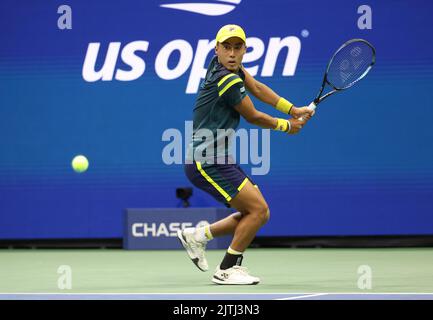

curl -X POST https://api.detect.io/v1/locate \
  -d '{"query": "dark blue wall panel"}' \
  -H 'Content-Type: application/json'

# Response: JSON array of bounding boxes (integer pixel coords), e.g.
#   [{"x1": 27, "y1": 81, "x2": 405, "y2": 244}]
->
[{"x1": 1, "y1": 0, "x2": 432, "y2": 238}]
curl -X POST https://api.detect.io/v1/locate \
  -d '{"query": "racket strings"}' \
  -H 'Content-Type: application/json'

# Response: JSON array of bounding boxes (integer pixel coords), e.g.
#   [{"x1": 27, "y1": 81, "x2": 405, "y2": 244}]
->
[{"x1": 326, "y1": 41, "x2": 374, "y2": 89}]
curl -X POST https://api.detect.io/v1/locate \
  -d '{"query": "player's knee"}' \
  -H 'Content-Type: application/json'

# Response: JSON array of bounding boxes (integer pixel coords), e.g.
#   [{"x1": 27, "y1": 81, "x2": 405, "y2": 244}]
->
[
  {"x1": 240, "y1": 199, "x2": 269, "y2": 225},
  {"x1": 254, "y1": 205, "x2": 270, "y2": 226}
]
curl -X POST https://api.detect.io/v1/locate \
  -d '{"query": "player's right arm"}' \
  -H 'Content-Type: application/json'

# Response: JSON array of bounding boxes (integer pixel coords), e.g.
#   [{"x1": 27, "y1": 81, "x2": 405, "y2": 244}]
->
[
  {"x1": 242, "y1": 67, "x2": 314, "y2": 119},
  {"x1": 234, "y1": 95, "x2": 306, "y2": 134}
]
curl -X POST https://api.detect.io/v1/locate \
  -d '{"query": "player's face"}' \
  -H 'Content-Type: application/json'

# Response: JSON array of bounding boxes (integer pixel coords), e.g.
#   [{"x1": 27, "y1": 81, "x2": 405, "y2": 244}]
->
[{"x1": 215, "y1": 37, "x2": 246, "y2": 72}]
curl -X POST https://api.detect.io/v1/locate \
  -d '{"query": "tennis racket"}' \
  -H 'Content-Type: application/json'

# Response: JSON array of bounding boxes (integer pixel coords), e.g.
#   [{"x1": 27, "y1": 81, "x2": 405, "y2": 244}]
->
[{"x1": 299, "y1": 38, "x2": 376, "y2": 120}]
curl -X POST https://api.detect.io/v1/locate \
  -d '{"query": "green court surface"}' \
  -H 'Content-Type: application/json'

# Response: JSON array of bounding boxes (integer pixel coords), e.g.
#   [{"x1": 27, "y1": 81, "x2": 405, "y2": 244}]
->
[{"x1": 0, "y1": 248, "x2": 432, "y2": 294}]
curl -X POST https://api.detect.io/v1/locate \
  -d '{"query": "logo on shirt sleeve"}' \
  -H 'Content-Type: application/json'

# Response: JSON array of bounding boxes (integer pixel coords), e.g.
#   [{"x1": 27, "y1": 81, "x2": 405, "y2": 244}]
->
[{"x1": 240, "y1": 86, "x2": 245, "y2": 93}]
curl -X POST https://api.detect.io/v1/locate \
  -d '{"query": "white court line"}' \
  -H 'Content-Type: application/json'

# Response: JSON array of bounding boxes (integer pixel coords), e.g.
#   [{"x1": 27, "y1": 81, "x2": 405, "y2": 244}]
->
[
  {"x1": 0, "y1": 292, "x2": 294, "y2": 296},
  {"x1": 276, "y1": 293, "x2": 433, "y2": 301},
  {"x1": 0, "y1": 292, "x2": 432, "y2": 295},
  {"x1": 276, "y1": 293, "x2": 328, "y2": 300}
]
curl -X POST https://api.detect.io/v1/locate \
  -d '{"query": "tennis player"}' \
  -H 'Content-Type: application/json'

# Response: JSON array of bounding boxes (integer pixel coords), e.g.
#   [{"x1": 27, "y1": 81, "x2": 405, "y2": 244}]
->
[{"x1": 178, "y1": 24, "x2": 314, "y2": 285}]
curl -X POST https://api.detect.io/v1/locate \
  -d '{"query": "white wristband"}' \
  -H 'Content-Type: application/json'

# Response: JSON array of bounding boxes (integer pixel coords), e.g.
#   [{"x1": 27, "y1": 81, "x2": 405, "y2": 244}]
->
[{"x1": 286, "y1": 120, "x2": 291, "y2": 133}]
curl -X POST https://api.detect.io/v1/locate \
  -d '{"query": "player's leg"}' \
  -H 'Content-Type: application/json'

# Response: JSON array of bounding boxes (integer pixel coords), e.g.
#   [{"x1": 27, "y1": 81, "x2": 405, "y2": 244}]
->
[
  {"x1": 212, "y1": 180, "x2": 269, "y2": 285},
  {"x1": 179, "y1": 161, "x2": 267, "y2": 279},
  {"x1": 208, "y1": 165, "x2": 264, "y2": 238},
  {"x1": 178, "y1": 161, "x2": 241, "y2": 272},
  {"x1": 208, "y1": 211, "x2": 243, "y2": 237},
  {"x1": 208, "y1": 185, "x2": 267, "y2": 241},
  {"x1": 227, "y1": 180, "x2": 269, "y2": 251},
  {"x1": 178, "y1": 212, "x2": 245, "y2": 272},
  {"x1": 177, "y1": 210, "x2": 244, "y2": 272}
]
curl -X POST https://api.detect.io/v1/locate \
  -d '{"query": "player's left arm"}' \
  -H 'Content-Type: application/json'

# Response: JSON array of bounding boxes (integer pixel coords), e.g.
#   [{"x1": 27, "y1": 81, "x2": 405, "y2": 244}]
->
[{"x1": 241, "y1": 66, "x2": 314, "y2": 119}]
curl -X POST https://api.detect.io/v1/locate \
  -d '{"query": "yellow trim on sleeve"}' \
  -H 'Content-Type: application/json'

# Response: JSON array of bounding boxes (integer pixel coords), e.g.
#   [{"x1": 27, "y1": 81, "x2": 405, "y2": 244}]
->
[
  {"x1": 237, "y1": 178, "x2": 249, "y2": 191},
  {"x1": 219, "y1": 78, "x2": 243, "y2": 96},
  {"x1": 196, "y1": 161, "x2": 232, "y2": 201},
  {"x1": 218, "y1": 73, "x2": 236, "y2": 87}
]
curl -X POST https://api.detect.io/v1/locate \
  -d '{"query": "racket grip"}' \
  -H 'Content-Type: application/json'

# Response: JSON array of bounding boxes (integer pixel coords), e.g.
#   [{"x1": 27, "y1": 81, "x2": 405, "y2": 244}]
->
[
  {"x1": 308, "y1": 101, "x2": 317, "y2": 111},
  {"x1": 298, "y1": 102, "x2": 316, "y2": 121}
]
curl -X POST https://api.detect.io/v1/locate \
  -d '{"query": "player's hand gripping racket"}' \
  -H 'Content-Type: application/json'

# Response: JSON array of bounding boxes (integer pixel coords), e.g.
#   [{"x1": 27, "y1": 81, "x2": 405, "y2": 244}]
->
[{"x1": 299, "y1": 39, "x2": 376, "y2": 120}]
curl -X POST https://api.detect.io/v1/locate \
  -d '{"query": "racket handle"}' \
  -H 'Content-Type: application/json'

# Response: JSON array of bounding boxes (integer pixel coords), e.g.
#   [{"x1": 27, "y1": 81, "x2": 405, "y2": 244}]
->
[
  {"x1": 298, "y1": 102, "x2": 316, "y2": 121},
  {"x1": 308, "y1": 101, "x2": 317, "y2": 111}
]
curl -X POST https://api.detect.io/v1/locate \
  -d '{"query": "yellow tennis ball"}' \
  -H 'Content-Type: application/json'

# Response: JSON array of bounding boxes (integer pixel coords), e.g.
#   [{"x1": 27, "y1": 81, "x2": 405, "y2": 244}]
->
[{"x1": 72, "y1": 155, "x2": 89, "y2": 173}]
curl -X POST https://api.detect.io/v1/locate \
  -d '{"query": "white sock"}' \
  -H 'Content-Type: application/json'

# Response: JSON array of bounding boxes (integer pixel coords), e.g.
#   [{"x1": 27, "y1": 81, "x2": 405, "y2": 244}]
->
[{"x1": 227, "y1": 246, "x2": 243, "y2": 255}]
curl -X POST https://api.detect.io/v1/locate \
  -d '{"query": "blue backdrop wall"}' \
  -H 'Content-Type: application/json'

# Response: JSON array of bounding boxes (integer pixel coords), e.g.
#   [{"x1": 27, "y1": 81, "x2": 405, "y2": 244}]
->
[{"x1": 1, "y1": 0, "x2": 433, "y2": 239}]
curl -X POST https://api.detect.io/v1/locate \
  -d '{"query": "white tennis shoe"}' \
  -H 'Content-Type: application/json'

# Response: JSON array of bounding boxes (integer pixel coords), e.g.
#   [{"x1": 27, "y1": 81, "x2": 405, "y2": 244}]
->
[
  {"x1": 212, "y1": 265, "x2": 260, "y2": 285},
  {"x1": 177, "y1": 228, "x2": 209, "y2": 272}
]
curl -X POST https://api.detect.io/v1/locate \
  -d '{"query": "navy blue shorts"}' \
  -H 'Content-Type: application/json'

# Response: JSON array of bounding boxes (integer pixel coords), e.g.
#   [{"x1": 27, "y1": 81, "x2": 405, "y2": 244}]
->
[{"x1": 184, "y1": 159, "x2": 258, "y2": 207}]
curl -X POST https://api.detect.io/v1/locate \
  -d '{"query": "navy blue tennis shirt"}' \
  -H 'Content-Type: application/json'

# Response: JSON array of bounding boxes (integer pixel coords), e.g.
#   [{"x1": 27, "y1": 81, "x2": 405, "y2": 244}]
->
[{"x1": 186, "y1": 55, "x2": 247, "y2": 163}]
